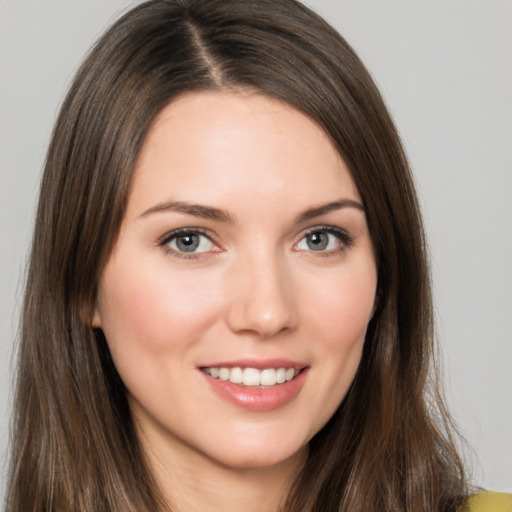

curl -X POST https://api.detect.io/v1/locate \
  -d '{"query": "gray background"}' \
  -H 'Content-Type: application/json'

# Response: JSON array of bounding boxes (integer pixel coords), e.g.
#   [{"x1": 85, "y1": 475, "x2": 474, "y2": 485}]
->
[{"x1": 1, "y1": 0, "x2": 511, "y2": 496}]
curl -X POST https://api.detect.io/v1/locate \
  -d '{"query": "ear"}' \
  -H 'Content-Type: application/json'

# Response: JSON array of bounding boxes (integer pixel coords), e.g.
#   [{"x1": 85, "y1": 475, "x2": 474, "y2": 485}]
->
[
  {"x1": 91, "y1": 304, "x2": 103, "y2": 328},
  {"x1": 370, "y1": 286, "x2": 382, "y2": 319}
]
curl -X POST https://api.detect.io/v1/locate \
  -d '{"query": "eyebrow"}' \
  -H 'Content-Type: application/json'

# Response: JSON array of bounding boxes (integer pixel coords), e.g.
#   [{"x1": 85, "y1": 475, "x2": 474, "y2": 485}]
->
[
  {"x1": 296, "y1": 199, "x2": 364, "y2": 223},
  {"x1": 141, "y1": 201, "x2": 233, "y2": 222},
  {"x1": 141, "y1": 198, "x2": 364, "y2": 223}
]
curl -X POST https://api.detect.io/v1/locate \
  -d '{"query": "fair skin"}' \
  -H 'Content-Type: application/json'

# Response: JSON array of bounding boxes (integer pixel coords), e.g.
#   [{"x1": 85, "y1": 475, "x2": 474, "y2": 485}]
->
[{"x1": 94, "y1": 91, "x2": 377, "y2": 512}]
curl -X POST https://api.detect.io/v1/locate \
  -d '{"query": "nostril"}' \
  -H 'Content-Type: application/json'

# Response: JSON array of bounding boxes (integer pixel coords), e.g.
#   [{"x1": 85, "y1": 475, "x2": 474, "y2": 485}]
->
[{"x1": 225, "y1": 290, "x2": 297, "y2": 337}]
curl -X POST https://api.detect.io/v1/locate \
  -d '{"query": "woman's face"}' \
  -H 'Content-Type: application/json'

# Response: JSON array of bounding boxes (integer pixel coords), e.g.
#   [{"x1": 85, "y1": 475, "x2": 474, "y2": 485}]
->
[{"x1": 94, "y1": 91, "x2": 377, "y2": 472}]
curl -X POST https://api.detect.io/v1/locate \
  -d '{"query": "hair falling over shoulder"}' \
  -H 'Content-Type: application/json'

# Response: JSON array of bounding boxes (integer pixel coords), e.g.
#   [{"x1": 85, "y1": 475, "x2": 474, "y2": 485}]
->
[{"x1": 6, "y1": 0, "x2": 470, "y2": 511}]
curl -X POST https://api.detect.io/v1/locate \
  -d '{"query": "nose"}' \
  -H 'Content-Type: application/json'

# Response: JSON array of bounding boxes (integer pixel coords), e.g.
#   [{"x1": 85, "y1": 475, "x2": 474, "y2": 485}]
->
[{"x1": 225, "y1": 251, "x2": 298, "y2": 338}]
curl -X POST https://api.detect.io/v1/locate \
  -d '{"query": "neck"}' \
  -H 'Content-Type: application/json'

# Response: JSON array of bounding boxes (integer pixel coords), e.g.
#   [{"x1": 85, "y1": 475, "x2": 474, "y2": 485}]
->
[{"x1": 140, "y1": 432, "x2": 307, "y2": 512}]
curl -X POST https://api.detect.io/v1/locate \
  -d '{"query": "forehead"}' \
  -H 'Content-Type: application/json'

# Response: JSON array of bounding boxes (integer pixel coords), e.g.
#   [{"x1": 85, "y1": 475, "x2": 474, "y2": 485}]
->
[{"x1": 126, "y1": 91, "x2": 360, "y2": 219}]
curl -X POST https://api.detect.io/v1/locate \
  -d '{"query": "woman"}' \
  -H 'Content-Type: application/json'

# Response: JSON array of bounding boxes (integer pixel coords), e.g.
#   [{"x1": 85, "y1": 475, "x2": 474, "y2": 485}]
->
[{"x1": 5, "y1": 0, "x2": 509, "y2": 511}]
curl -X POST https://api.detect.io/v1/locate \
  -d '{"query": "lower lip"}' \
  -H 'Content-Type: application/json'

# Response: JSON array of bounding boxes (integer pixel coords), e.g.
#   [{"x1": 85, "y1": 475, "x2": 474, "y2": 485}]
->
[{"x1": 201, "y1": 368, "x2": 309, "y2": 412}]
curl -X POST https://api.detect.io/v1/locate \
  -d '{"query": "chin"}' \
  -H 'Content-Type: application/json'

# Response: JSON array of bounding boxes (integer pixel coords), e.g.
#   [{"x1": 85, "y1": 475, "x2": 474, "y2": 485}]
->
[{"x1": 203, "y1": 438, "x2": 309, "y2": 472}]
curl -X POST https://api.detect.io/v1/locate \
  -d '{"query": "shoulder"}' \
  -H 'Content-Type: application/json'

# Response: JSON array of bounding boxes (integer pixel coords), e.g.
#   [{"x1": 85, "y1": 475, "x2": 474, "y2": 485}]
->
[{"x1": 463, "y1": 491, "x2": 512, "y2": 512}]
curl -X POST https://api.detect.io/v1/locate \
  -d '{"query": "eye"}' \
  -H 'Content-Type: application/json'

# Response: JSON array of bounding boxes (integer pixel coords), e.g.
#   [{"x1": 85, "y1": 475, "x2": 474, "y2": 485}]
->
[
  {"x1": 160, "y1": 229, "x2": 217, "y2": 256},
  {"x1": 296, "y1": 227, "x2": 352, "y2": 253}
]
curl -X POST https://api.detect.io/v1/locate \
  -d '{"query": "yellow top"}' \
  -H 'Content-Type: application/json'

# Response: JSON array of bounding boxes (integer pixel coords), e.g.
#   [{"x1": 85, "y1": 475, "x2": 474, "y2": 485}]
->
[{"x1": 465, "y1": 491, "x2": 512, "y2": 512}]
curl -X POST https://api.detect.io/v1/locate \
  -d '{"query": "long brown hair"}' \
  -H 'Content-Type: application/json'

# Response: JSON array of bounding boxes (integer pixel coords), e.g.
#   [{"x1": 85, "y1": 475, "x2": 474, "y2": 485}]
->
[{"x1": 6, "y1": 0, "x2": 469, "y2": 510}]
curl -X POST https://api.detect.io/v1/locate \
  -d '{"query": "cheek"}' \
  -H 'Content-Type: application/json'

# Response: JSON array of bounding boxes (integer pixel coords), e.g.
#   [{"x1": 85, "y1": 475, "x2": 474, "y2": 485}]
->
[
  {"x1": 295, "y1": 258, "x2": 376, "y2": 437},
  {"x1": 304, "y1": 259, "x2": 377, "y2": 349},
  {"x1": 97, "y1": 259, "x2": 223, "y2": 356}
]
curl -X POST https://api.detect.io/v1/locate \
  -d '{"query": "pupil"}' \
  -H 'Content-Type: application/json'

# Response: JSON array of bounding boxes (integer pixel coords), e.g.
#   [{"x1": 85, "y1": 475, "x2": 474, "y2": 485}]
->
[
  {"x1": 308, "y1": 232, "x2": 328, "y2": 251},
  {"x1": 177, "y1": 234, "x2": 199, "y2": 252}
]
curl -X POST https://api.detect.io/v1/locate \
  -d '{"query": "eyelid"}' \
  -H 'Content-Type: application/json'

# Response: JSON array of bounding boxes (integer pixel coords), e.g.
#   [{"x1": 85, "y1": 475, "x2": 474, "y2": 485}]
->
[
  {"x1": 157, "y1": 227, "x2": 221, "y2": 258},
  {"x1": 156, "y1": 224, "x2": 353, "y2": 258},
  {"x1": 295, "y1": 224, "x2": 354, "y2": 252},
  {"x1": 157, "y1": 226, "x2": 213, "y2": 245}
]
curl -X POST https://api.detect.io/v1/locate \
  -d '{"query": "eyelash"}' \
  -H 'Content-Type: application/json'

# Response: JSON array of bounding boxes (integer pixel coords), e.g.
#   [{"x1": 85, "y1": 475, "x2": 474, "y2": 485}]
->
[
  {"x1": 295, "y1": 225, "x2": 354, "y2": 256},
  {"x1": 158, "y1": 227, "x2": 220, "y2": 259},
  {"x1": 157, "y1": 225, "x2": 354, "y2": 259}
]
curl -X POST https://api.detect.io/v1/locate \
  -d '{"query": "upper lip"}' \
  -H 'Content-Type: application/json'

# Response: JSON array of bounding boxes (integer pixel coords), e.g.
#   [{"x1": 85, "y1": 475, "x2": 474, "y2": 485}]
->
[{"x1": 198, "y1": 358, "x2": 307, "y2": 370}]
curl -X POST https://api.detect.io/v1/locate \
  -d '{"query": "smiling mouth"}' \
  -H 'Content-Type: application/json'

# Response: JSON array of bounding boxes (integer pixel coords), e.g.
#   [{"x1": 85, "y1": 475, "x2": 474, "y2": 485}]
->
[{"x1": 200, "y1": 366, "x2": 301, "y2": 387}]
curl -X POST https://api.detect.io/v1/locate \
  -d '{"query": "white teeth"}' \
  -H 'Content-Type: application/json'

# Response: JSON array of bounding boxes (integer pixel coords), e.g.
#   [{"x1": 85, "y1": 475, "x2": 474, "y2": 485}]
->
[
  {"x1": 285, "y1": 368, "x2": 295, "y2": 381},
  {"x1": 219, "y1": 367, "x2": 230, "y2": 381},
  {"x1": 243, "y1": 367, "x2": 260, "y2": 386},
  {"x1": 260, "y1": 368, "x2": 276, "y2": 386},
  {"x1": 202, "y1": 366, "x2": 300, "y2": 386},
  {"x1": 276, "y1": 367, "x2": 286, "y2": 384},
  {"x1": 230, "y1": 367, "x2": 243, "y2": 384}
]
